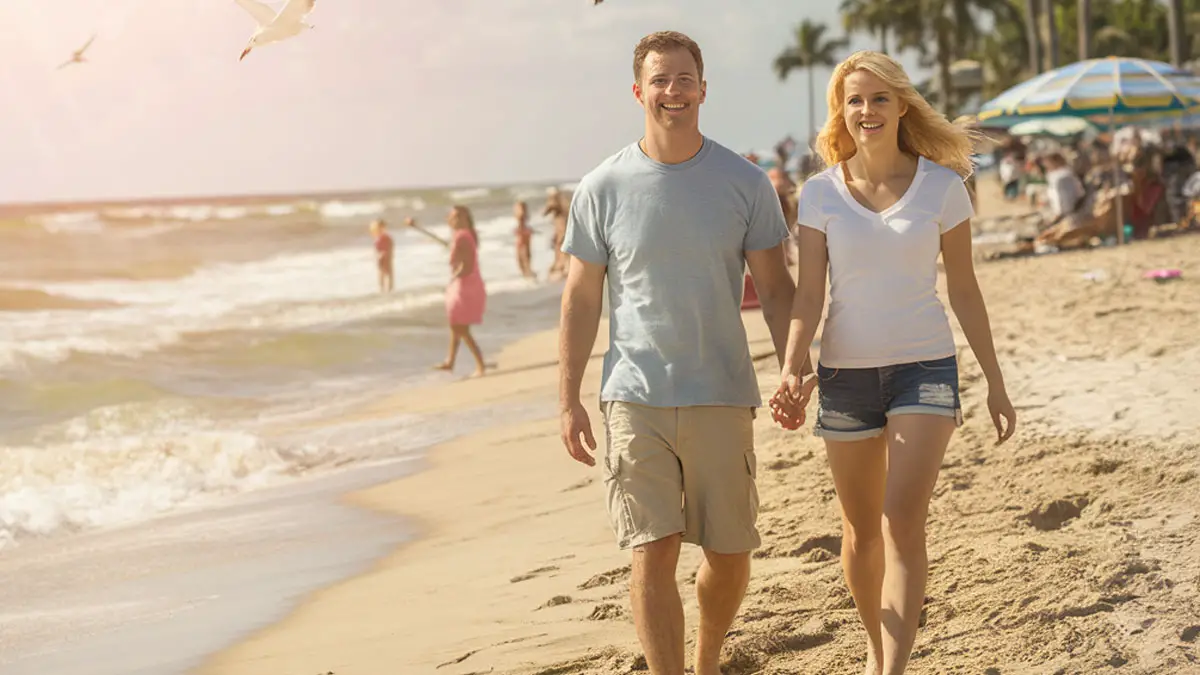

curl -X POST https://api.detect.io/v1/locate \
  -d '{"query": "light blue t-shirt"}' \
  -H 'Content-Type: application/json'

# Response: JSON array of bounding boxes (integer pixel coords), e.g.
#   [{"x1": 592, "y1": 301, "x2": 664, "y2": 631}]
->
[{"x1": 562, "y1": 137, "x2": 790, "y2": 408}]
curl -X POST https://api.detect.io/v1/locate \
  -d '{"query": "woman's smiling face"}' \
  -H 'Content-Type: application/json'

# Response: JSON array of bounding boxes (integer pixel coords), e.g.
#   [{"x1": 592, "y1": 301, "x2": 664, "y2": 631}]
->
[{"x1": 842, "y1": 69, "x2": 907, "y2": 150}]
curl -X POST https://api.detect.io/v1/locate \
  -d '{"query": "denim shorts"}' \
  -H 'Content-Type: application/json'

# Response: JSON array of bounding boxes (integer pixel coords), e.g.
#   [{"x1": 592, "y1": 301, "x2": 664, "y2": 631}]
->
[{"x1": 814, "y1": 355, "x2": 963, "y2": 441}]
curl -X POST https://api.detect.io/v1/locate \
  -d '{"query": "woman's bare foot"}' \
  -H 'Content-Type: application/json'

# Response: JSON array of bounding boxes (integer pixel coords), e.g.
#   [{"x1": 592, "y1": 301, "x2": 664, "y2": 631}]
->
[
  {"x1": 432, "y1": 361, "x2": 453, "y2": 371},
  {"x1": 863, "y1": 646, "x2": 882, "y2": 675}
]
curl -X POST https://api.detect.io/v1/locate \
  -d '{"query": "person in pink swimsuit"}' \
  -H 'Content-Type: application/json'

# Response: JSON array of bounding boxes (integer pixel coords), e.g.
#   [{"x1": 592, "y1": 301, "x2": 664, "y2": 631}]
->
[
  {"x1": 408, "y1": 205, "x2": 488, "y2": 377},
  {"x1": 369, "y1": 219, "x2": 394, "y2": 293}
]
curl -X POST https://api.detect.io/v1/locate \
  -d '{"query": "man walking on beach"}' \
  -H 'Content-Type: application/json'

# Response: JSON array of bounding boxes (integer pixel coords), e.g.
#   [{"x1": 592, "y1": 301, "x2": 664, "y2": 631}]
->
[{"x1": 557, "y1": 31, "x2": 812, "y2": 675}]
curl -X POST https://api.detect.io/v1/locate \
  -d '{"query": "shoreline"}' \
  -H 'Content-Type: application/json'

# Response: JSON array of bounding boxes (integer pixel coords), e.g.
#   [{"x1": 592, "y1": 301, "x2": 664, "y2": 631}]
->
[
  {"x1": 0, "y1": 278, "x2": 569, "y2": 675},
  {"x1": 196, "y1": 316, "x2": 783, "y2": 675},
  {"x1": 200, "y1": 233, "x2": 1200, "y2": 675}
]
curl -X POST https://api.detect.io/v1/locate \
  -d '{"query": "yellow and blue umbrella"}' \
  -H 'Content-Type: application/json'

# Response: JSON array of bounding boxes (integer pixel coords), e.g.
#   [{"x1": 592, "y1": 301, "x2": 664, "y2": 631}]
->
[
  {"x1": 978, "y1": 56, "x2": 1200, "y2": 124},
  {"x1": 977, "y1": 57, "x2": 1200, "y2": 244}
]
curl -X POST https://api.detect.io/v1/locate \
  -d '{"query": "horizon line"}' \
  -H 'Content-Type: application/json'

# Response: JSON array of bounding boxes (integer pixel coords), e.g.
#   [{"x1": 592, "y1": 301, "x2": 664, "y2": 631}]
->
[{"x1": 0, "y1": 175, "x2": 584, "y2": 215}]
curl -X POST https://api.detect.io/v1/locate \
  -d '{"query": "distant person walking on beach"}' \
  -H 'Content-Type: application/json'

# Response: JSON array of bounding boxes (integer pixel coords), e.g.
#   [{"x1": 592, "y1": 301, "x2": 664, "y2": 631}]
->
[
  {"x1": 543, "y1": 187, "x2": 569, "y2": 280},
  {"x1": 768, "y1": 166, "x2": 799, "y2": 265},
  {"x1": 513, "y1": 200, "x2": 537, "y2": 280},
  {"x1": 558, "y1": 31, "x2": 808, "y2": 675},
  {"x1": 405, "y1": 207, "x2": 488, "y2": 377},
  {"x1": 768, "y1": 51, "x2": 1016, "y2": 675},
  {"x1": 369, "y1": 219, "x2": 394, "y2": 293}
]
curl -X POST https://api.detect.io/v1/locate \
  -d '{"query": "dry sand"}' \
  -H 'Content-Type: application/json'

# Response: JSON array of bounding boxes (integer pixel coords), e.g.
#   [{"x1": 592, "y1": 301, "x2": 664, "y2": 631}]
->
[{"x1": 199, "y1": 223, "x2": 1200, "y2": 674}]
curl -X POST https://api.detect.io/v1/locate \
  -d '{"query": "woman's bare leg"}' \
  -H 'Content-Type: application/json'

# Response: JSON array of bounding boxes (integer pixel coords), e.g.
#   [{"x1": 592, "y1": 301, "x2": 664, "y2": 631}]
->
[
  {"x1": 825, "y1": 434, "x2": 889, "y2": 675},
  {"x1": 435, "y1": 325, "x2": 464, "y2": 370},
  {"x1": 457, "y1": 325, "x2": 486, "y2": 377},
  {"x1": 879, "y1": 414, "x2": 955, "y2": 675}
]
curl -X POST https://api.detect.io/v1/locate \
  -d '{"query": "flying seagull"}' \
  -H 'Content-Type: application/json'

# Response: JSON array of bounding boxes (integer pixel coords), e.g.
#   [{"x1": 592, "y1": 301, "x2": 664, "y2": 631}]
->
[
  {"x1": 234, "y1": 0, "x2": 316, "y2": 61},
  {"x1": 58, "y1": 34, "x2": 96, "y2": 70}
]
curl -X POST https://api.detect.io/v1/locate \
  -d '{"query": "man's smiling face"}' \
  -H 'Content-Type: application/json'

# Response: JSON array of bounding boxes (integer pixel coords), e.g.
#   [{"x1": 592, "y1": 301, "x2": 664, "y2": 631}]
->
[{"x1": 634, "y1": 48, "x2": 706, "y2": 132}]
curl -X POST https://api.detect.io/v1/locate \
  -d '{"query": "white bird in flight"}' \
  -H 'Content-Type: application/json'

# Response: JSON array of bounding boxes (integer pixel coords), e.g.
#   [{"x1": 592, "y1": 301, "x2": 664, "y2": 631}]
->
[
  {"x1": 234, "y1": 0, "x2": 316, "y2": 62},
  {"x1": 58, "y1": 34, "x2": 96, "y2": 70}
]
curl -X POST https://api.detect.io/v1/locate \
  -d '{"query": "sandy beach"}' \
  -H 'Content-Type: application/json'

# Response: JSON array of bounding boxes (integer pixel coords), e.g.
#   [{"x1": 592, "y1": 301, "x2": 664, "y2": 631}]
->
[{"x1": 199, "y1": 198, "x2": 1200, "y2": 674}]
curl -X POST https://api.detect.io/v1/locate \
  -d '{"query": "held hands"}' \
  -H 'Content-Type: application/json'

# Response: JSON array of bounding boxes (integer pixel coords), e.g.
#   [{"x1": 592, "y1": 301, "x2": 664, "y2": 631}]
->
[
  {"x1": 560, "y1": 402, "x2": 597, "y2": 466},
  {"x1": 768, "y1": 371, "x2": 818, "y2": 431},
  {"x1": 988, "y1": 385, "x2": 1018, "y2": 445}
]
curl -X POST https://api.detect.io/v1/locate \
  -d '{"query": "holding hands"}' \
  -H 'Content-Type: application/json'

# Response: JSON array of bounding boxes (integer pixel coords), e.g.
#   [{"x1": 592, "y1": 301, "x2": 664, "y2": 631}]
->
[{"x1": 768, "y1": 371, "x2": 818, "y2": 431}]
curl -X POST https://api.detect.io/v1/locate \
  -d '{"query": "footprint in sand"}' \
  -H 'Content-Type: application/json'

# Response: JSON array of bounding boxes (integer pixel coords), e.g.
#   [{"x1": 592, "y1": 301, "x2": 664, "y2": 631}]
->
[
  {"x1": 560, "y1": 477, "x2": 594, "y2": 492},
  {"x1": 1181, "y1": 625, "x2": 1200, "y2": 643},
  {"x1": 823, "y1": 586, "x2": 856, "y2": 610},
  {"x1": 1086, "y1": 457, "x2": 1125, "y2": 475},
  {"x1": 537, "y1": 595, "x2": 572, "y2": 610},
  {"x1": 792, "y1": 534, "x2": 842, "y2": 560},
  {"x1": 587, "y1": 602, "x2": 625, "y2": 620},
  {"x1": 765, "y1": 458, "x2": 801, "y2": 471},
  {"x1": 752, "y1": 536, "x2": 841, "y2": 564},
  {"x1": 1019, "y1": 496, "x2": 1090, "y2": 531},
  {"x1": 577, "y1": 565, "x2": 631, "y2": 590},
  {"x1": 509, "y1": 565, "x2": 559, "y2": 583}
]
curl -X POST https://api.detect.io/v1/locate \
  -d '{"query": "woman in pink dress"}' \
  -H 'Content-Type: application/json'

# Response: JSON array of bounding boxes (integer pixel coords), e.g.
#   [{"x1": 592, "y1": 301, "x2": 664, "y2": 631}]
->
[{"x1": 409, "y1": 205, "x2": 487, "y2": 377}]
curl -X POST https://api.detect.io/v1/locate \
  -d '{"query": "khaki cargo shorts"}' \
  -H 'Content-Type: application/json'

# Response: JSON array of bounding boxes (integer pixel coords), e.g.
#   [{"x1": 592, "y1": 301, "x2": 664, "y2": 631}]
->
[{"x1": 600, "y1": 401, "x2": 760, "y2": 554}]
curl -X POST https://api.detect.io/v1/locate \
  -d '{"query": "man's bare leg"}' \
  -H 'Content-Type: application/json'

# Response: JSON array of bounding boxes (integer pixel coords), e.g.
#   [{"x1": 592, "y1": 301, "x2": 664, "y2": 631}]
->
[
  {"x1": 631, "y1": 534, "x2": 685, "y2": 674},
  {"x1": 694, "y1": 550, "x2": 750, "y2": 675}
]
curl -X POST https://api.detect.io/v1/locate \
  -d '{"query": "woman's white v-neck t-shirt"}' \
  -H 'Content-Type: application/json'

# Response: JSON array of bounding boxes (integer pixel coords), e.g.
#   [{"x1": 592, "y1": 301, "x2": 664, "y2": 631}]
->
[{"x1": 796, "y1": 156, "x2": 975, "y2": 368}]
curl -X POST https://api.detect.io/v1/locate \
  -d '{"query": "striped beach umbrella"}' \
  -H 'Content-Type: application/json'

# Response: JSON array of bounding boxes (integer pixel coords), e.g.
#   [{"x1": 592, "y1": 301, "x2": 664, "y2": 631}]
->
[
  {"x1": 978, "y1": 57, "x2": 1200, "y2": 124},
  {"x1": 978, "y1": 57, "x2": 1200, "y2": 244}
]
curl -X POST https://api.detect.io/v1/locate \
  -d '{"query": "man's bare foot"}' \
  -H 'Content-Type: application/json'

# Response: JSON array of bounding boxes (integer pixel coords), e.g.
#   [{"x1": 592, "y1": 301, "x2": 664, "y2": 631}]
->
[{"x1": 432, "y1": 361, "x2": 453, "y2": 371}]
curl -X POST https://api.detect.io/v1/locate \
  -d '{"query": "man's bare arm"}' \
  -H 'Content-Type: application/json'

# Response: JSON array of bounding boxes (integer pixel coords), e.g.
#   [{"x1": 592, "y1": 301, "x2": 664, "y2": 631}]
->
[
  {"x1": 559, "y1": 256, "x2": 606, "y2": 407},
  {"x1": 745, "y1": 243, "x2": 810, "y2": 376},
  {"x1": 559, "y1": 256, "x2": 606, "y2": 466}
]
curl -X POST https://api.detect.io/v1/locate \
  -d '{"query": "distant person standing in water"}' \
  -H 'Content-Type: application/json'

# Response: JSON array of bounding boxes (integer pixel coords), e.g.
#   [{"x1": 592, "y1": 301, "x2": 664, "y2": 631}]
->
[
  {"x1": 543, "y1": 187, "x2": 569, "y2": 279},
  {"x1": 369, "y1": 219, "x2": 394, "y2": 293},
  {"x1": 405, "y1": 207, "x2": 488, "y2": 377},
  {"x1": 514, "y1": 200, "x2": 537, "y2": 280}
]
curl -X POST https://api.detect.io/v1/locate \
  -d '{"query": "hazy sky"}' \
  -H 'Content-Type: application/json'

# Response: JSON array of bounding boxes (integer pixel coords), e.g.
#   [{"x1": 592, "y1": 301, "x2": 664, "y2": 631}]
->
[{"x1": 0, "y1": 0, "x2": 924, "y2": 203}]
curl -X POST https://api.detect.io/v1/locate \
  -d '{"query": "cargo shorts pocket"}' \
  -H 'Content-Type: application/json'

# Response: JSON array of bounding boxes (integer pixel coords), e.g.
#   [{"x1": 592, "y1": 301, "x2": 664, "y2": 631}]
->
[
  {"x1": 600, "y1": 403, "x2": 636, "y2": 540},
  {"x1": 744, "y1": 448, "x2": 759, "y2": 524}
]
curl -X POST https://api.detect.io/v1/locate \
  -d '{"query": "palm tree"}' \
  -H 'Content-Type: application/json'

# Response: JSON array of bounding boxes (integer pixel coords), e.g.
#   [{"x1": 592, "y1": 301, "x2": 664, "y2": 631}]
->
[
  {"x1": 894, "y1": 0, "x2": 1001, "y2": 116},
  {"x1": 774, "y1": 20, "x2": 848, "y2": 143},
  {"x1": 1025, "y1": 0, "x2": 1043, "y2": 73},
  {"x1": 1078, "y1": 0, "x2": 1092, "y2": 60},
  {"x1": 1167, "y1": 0, "x2": 1187, "y2": 65},
  {"x1": 1042, "y1": 0, "x2": 1060, "y2": 69},
  {"x1": 840, "y1": 0, "x2": 894, "y2": 53}
]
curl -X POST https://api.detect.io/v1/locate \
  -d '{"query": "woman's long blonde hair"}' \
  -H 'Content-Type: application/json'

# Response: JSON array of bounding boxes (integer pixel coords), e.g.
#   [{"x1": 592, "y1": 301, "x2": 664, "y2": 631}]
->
[{"x1": 816, "y1": 51, "x2": 976, "y2": 178}]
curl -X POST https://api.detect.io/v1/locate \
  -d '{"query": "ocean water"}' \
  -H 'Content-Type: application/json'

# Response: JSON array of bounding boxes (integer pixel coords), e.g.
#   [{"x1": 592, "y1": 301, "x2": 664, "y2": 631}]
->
[
  {"x1": 0, "y1": 183, "x2": 573, "y2": 549},
  {"x1": 0, "y1": 183, "x2": 577, "y2": 672}
]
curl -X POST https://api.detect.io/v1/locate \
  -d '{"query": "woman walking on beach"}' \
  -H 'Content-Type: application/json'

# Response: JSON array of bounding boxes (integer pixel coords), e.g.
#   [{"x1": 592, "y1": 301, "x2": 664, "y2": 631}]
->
[
  {"x1": 405, "y1": 206, "x2": 488, "y2": 377},
  {"x1": 769, "y1": 51, "x2": 1016, "y2": 675}
]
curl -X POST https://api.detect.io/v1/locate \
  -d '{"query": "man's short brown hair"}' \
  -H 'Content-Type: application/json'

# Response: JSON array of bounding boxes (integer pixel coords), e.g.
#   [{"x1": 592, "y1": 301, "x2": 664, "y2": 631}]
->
[{"x1": 633, "y1": 31, "x2": 704, "y2": 84}]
